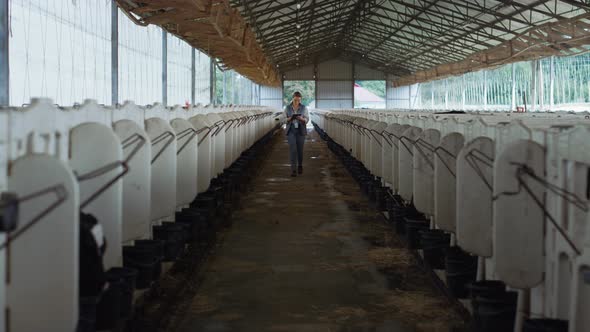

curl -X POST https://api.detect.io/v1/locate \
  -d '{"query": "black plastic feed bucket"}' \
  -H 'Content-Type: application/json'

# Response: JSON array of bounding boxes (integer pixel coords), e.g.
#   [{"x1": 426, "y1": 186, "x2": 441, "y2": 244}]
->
[
  {"x1": 473, "y1": 290, "x2": 518, "y2": 332},
  {"x1": 374, "y1": 184, "x2": 386, "y2": 210},
  {"x1": 153, "y1": 223, "x2": 186, "y2": 261},
  {"x1": 419, "y1": 229, "x2": 450, "y2": 269},
  {"x1": 191, "y1": 195, "x2": 217, "y2": 217},
  {"x1": 95, "y1": 269, "x2": 125, "y2": 330},
  {"x1": 123, "y1": 244, "x2": 162, "y2": 289},
  {"x1": 404, "y1": 219, "x2": 430, "y2": 249},
  {"x1": 77, "y1": 296, "x2": 98, "y2": 332},
  {"x1": 445, "y1": 246, "x2": 478, "y2": 299},
  {"x1": 468, "y1": 280, "x2": 507, "y2": 299},
  {"x1": 523, "y1": 319, "x2": 569, "y2": 332},
  {"x1": 105, "y1": 267, "x2": 137, "y2": 318}
]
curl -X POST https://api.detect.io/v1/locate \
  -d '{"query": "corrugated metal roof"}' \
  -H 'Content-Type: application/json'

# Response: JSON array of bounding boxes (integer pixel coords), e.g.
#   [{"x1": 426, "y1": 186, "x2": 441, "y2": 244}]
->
[{"x1": 230, "y1": 0, "x2": 590, "y2": 81}]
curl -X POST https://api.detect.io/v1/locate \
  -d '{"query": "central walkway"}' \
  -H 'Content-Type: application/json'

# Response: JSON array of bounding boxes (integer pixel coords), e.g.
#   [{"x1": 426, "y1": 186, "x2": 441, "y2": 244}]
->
[{"x1": 171, "y1": 129, "x2": 466, "y2": 332}]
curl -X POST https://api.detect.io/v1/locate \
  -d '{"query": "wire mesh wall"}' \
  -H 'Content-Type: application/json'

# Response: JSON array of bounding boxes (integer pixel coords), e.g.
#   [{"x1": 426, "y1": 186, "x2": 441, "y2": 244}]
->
[
  {"x1": 513, "y1": 62, "x2": 533, "y2": 111},
  {"x1": 464, "y1": 71, "x2": 485, "y2": 110},
  {"x1": 446, "y1": 76, "x2": 462, "y2": 109},
  {"x1": 9, "y1": 0, "x2": 112, "y2": 106},
  {"x1": 551, "y1": 54, "x2": 590, "y2": 108},
  {"x1": 486, "y1": 65, "x2": 512, "y2": 110},
  {"x1": 118, "y1": 12, "x2": 162, "y2": 106},
  {"x1": 415, "y1": 54, "x2": 590, "y2": 112},
  {"x1": 167, "y1": 34, "x2": 192, "y2": 107},
  {"x1": 215, "y1": 67, "x2": 256, "y2": 105},
  {"x1": 194, "y1": 49, "x2": 211, "y2": 105},
  {"x1": 7, "y1": 0, "x2": 255, "y2": 107}
]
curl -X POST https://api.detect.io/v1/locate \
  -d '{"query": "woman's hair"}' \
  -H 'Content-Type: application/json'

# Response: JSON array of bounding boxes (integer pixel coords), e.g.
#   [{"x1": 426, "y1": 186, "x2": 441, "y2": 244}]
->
[{"x1": 292, "y1": 91, "x2": 302, "y2": 97}]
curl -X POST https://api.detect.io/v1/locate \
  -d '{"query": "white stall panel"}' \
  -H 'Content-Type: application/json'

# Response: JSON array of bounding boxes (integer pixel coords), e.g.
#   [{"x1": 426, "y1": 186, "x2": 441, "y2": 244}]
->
[
  {"x1": 413, "y1": 128, "x2": 441, "y2": 216},
  {"x1": 70, "y1": 123, "x2": 123, "y2": 268},
  {"x1": 494, "y1": 139, "x2": 545, "y2": 288},
  {"x1": 145, "y1": 118, "x2": 177, "y2": 221},
  {"x1": 456, "y1": 136, "x2": 495, "y2": 257},
  {"x1": 171, "y1": 118, "x2": 198, "y2": 207},
  {"x1": 434, "y1": 132, "x2": 464, "y2": 232},
  {"x1": 8, "y1": 154, "x2": 79, "y2": 332},
  {"x1": 113, "y1": 120, "x2": 152, "y2": 243},
  {"x1": 398, "y1": 126, "x2": 422, "y2": 202},
  {"x1": 190, "y1": 115, "x2": 213, "y2": 194}
]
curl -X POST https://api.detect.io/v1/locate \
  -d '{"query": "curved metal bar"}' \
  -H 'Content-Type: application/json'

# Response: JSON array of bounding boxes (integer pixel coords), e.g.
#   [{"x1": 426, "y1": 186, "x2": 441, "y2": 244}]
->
[
  {"x1": 0, "y1": 184, "x2": 69, "y2": 251},
  {"x1": 150, "y1": 130, "x2": 176, "y2": 164},
  {"x1": 176, "y1": 127, "x2": 198, "y2": 155}
]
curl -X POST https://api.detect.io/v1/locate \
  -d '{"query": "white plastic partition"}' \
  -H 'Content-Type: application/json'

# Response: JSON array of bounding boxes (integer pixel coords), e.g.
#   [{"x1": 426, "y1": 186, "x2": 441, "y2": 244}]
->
[
  {"x1": 413, "y1": 128, "x2": 441, "y2": 218},
  {"x1": 0, "y1": 98, "x2": 280, "y2": 332},
  {"x1": 494, "y1": 139, "x2": 546, "y2": 288},
  {"x1": 207, "y1": 113, "x2": 226, "y2": 176},
  {"x1": 390, "y1": 124, "x2": 410, "y2": 194},
  {"x1": 145, "y1": 110, "x2": 177, "y2": 221},
  {"x1": 434, "y1": 132, "x2": 464, "y2": 232},
  {"x1": 555, "y1": 125, "x2": 590, "y2": 326},
  {"x1": 112, "y1": 102, "x2": 152, "y2": 244},
  {"x1": 8, "y1": 155, "x2": 79, "y2": 332},
  {"x1": 5, "y1": 99, "x2": 79, "y2": 332},
  {"x1": 113, "y1": 119, "x2": 152, "y2": 244},
  {"x1": 311, "y1": 108, "x2": 590, "y2": 331},
  {"x1": 70, "y1": 121, "x2": 124, "y2": 268},
  {"x1": 219, "y1": 112, "x2": 235, "y2": 168},
  {"x1": 370, "y1": 121, "x2": 387, "y2": 178},
  {"x1": 456, "y1": 136, "x2": 495, "y2": 258},
  {"x1": 189, "y1": 114, "x2": 213, "y2": 194},
  {"x1": 398, "y1": 126, "x2": 422, "y2": 202},
  {"x1": 0, "y1": 108, "x2": 6, "y2": 330},
  {"x1": 171, "y1": 118, "x2": 198, "y2": 208},
  {"x1": 381, "y1": 123, "x2": 396, "y2": 187}
]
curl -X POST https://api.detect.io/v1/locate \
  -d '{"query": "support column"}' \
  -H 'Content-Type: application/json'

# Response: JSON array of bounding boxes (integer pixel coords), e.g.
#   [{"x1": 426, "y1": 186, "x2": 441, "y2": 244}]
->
[
  {"x1": 191, "y1": 48, "x2": 196, "y2": 105},
  {"x1": 281, "y1": 77, "x2": 285, "y2": 107},
  {"x1": 431, "y1": 85, "x2": 434, "y2": 109},
  {"x1": 351, "y1": 62, "x2": 355, "y2": 109},
  {"x1": 539, "y1": 60, "x2": 545, "y2": 111},
  {"x1": 531, "y1": 60, "x2": 539, "y2": 112},
  {"x1": 550, "y1": 56, "x2": 555, "y2": 110},
  {"x1": 314, "y1": 63, "x2": 318, "y2": 107},
  {"x1": 230, "y1": 72, "x2": 234, "y2": 104},
  {"x1": 111, "y1": 2, "x2": 119, "y2": 106},
  {"x1": 485, "y1": 71, "x2": 490, "y2": 110},
  {"x1": 257, "y1": 84, "x2": 261, "y2": 105},
  {"x1": 511, "y1": 63, "x2": 516, "y2": 111},
  {"x1": 222, "y1": 70, "x2": 226, "y2": 104},
  {"x1": 0, "y1": 0, "x2": 9, "y2": 106},
  {"x1": 162, "y1": 30, "x2": 167, "y2": 106},
  {"x1": 408, "y1": 83, "x2": 412, "y2": 109},
  {"x1": 210, "y1": 59, "x2": 216, "y2": 105},
  {"x1": 444, "y1": 79, "x2": 449, "y2": 110},
  {"x1": 461, "y1": 76, "x2": 466, "y2": 110}
]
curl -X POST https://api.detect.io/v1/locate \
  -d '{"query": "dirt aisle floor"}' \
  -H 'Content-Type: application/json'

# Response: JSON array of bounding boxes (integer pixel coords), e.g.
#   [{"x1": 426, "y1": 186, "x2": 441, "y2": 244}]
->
[{"x1": 169, "y1": 128, "x2": 468, "y2": 332}]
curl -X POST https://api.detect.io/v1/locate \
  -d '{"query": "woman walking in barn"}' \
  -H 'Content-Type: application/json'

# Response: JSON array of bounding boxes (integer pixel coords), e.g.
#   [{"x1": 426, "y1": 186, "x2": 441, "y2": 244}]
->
[{"x1": 284, "y1": 91, "x2": 309, "y2": 177}]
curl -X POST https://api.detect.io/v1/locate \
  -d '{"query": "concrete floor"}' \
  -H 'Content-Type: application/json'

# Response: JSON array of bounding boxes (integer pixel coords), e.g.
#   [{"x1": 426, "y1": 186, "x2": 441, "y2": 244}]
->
[{"x1": 171, "y1": 129, "x2": 466, "y2": 332}]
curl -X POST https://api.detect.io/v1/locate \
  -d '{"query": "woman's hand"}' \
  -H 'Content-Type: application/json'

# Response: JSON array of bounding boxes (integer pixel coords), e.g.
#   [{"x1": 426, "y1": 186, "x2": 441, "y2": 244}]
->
[{"x1": 299, "y1": 117, "x2": 306, "y2": 124}]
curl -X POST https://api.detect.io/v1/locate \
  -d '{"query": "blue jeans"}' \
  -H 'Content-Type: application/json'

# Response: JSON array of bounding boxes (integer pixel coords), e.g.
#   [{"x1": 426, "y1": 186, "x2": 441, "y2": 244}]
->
[{"x1": 287, "y1": 131, "x2": 305, "y2": 172}]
